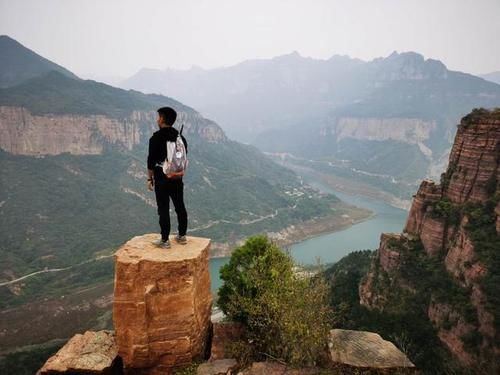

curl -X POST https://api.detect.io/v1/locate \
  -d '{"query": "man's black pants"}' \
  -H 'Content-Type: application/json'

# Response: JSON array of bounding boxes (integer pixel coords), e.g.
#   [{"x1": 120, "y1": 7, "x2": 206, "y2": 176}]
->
[{"x1": 153, "y1": 173, "x2": 188, "y2": 240}]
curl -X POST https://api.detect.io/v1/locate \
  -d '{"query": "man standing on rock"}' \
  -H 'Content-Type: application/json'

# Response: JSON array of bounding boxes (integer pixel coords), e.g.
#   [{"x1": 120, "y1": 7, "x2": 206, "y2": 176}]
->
[{"x1": 147, "y1": 106, "x2": 188, "y2": 248}]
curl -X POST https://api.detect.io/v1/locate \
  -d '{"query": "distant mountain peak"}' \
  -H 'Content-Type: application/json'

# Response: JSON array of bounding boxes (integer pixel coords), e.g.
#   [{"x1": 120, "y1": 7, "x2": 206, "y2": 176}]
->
[
  {"x1": 373, "y1": 50, "x2": 448, "y2": 80},
  {"x1": 389, "y1": 50, "x2": 424, "y2": 61},
  {"x1": 273, "y1": 50, "x2": 303, "y2": 60},
  {"x1": 327, "y1": 54, "x2": 364, "y2": 66}
]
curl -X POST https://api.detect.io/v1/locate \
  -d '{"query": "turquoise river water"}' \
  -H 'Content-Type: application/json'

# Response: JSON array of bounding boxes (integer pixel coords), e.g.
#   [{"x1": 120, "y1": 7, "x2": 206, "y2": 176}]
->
[{"x1": 208, "y1": 178, "x2": 408, "y2": 292}]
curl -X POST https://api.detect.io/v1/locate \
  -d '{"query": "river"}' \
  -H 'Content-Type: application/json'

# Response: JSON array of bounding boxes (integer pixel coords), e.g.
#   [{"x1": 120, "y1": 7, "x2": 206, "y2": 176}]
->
[{"x1": 208, "y1": 177, "x2": 408, "y2": 292}]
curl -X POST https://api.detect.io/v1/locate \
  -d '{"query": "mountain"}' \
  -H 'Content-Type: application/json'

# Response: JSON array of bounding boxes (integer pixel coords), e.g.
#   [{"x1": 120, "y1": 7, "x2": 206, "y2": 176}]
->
[
  {"x1": 0, "y1": 67, "x2": 353, "y2": 275},
  {"x1": 480, "y1": 71, "x2": 500, "y2": 85},
  {"x1": 0, "y1": 35, "x2": 78, "y2": 88},
  {"x1": 326, "y1": 108, "x2": 500, "y2": 373},
  {"x1": 0, "y1": 64, "x2": 350, "y2": 285},
  {"x1": 121, "y1": 51, "x2": 365, "y2": 142},
  {"x1": 0, "y1": 38, "x2": 369, "y2": 371},
  {"x1": 122, "y1": 51, "x2": 500, "y2": 205}
]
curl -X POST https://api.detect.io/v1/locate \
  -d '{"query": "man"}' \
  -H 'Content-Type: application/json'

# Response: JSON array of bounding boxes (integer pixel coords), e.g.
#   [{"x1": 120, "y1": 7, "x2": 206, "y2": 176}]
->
[{"x1": 147, "y1": 106, "x2": 188, "y2": 248}]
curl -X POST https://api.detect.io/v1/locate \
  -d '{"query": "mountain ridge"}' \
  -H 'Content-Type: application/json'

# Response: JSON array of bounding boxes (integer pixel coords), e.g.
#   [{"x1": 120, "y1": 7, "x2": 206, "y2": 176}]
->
[
  {"x1": 120, "y1": 49, "x2": 500, "y2": 205},
  {"x1": 0, "y1": 35, "x2": 79, "y2": 88}
]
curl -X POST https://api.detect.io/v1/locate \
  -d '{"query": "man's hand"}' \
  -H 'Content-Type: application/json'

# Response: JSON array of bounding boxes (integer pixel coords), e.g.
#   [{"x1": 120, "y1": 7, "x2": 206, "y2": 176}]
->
[{"x1": 146, "y1": 169, "x2": 154, "y2": 191}]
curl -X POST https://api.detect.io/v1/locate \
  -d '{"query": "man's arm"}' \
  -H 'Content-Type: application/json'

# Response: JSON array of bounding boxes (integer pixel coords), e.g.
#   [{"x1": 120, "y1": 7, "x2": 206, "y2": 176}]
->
[{"x1": 147, "y1": 137, "x2": 155, "y2": 181}]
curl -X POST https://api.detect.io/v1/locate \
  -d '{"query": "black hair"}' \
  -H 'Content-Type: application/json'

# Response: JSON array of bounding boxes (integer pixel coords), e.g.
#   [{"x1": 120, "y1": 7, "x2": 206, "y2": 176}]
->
[{"x1": 157, "y1": 107, "x2": 177, "y2": 126}]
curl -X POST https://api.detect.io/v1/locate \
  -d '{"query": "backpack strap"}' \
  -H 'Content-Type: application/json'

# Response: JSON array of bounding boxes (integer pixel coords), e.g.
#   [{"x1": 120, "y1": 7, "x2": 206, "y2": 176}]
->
[{"x1": 180, "y1": 124, "x2": 184, "y2": 135}]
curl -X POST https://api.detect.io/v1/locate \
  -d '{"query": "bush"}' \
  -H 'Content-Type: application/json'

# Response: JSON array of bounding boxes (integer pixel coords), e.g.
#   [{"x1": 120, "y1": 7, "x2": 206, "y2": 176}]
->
[
  {"x1": 217, "y1": 234, "x2": 333, "y2": 367},
  {"x1": 429, "y1": 197, "x2": 461, "y2": 224}
]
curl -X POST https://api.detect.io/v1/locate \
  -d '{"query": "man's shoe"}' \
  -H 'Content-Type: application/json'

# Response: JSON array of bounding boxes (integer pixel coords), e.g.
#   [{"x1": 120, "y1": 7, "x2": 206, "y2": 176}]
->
[
  {"x1": 175, "y1": 235, "x2": 187, "y2": 245},
  {"x1": 152, "y1": 238, "x2": 171, "y2": 249}
]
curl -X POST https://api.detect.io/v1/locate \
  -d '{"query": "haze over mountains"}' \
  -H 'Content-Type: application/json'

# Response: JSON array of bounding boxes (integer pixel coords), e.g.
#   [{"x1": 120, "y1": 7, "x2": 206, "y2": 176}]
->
[
  {"x1": 122, "y1": 51, "x2": 500, "y2": 204},
  {"x1": 0, "y1": 34, "x2": 350, "y2": 283}
]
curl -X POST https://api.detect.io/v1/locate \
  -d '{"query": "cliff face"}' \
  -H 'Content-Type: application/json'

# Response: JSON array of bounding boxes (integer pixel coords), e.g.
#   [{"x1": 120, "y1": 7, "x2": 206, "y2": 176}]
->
[
  {"x1": 359, "y1": 108, "x2": 500, "y2": 368},
  {"x1": 0, "y1": 105, "x2": 227, "y2": 156},
  {"x1": 327, "y1": 117, "x2": 436, "y2": 149}
]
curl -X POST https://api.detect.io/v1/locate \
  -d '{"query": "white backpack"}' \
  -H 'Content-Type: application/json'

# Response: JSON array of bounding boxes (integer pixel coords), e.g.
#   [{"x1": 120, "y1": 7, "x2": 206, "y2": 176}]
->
[{"x1": 162, "y1": 124, "x2": 188, "y2": 178}]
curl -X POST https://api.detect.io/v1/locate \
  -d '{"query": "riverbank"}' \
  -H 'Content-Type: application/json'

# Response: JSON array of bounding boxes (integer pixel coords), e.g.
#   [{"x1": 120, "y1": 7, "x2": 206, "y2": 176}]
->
[
  {"x1": 209, "y1": 202, "x2": 373, "y2": 258},
  {"x1": 270, "y1": 203, "x2": 374, "y2": 248},
  {"x1": 274, "y1": 158, "x2": 413, "y2": 211},
  {"x1": 312, "y1": 172, "x2": 412, "y2": 211}
]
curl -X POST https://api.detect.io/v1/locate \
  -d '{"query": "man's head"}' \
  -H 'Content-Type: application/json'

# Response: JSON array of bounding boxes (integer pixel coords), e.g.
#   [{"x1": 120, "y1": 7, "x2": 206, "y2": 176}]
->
[{"x1": 157, "y1": 107, "x2": 177, "y2": 128}]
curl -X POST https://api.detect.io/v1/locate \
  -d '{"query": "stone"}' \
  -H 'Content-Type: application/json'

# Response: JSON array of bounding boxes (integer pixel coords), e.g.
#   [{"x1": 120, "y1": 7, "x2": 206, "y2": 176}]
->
[
  {"x1": 113, "y1": 233, "x2": 213, "y2": 374},
  {"x1": 210, "y1": 321, "x2": 246, "y2": 360},
  {"x1": 197, "y1": 358, "x2": 239, "y2": 375},
  {"x1": 237, "y1": 361, "x2": 319, "y2": 374},
  {"x1": 328, "y1": 329, "x2": 415, "y2": 369},
  {"x1": 37, "y1": 330, "x2": 120, "y2": 374}
]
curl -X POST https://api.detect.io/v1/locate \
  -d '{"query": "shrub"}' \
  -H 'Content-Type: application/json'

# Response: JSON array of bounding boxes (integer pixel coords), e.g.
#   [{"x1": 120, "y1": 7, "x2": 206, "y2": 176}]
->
[
  {"x1": 217, "y1": 234, "x2": 333, "y2": 367},
  {"x1": 429, "y1": 198, "x2": 461, "y2": 224}
]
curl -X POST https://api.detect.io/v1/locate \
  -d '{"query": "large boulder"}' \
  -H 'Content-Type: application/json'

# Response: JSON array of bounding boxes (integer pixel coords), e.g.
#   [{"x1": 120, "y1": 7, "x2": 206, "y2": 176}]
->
[
  {"x1": 37, "y1": 330, "x2": 120, "y2": 374},
  {"x1": 113, "y1": 233, "x2": 213, "y2": 374},
  {"x1": 328, "y1": 329, "x2": 415, "y2": 371}
]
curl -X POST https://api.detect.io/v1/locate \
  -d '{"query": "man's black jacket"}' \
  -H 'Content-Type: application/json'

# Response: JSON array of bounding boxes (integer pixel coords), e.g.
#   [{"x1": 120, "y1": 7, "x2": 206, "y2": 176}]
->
[{"x1": 147, "y1": 126, "x2": 188, "y2": 170}]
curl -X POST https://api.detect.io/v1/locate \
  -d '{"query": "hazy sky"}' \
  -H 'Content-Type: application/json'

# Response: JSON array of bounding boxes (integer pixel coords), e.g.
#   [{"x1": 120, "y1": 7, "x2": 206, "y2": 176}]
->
[{"x1": 1, "y1": 0, "x2": 499, "y2": 80}]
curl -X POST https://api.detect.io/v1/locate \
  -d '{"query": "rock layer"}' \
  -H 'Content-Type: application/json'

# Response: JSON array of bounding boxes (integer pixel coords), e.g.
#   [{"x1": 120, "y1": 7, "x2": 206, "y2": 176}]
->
[
  {"x1": 0, "y1": 105, "x2": 227, "y2": 155},
  {"x1": 113, "y1": 233, "x2": 213, "y2": 374},
  {"x1": 444, "y1": 115, "x2": 500, "y2": 204}
]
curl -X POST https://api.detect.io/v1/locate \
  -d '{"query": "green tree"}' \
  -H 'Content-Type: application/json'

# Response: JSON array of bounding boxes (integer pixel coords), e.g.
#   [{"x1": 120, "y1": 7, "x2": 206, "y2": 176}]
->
[{"x1": 217, "y1": 234, "x2": 333, "y2": 367}]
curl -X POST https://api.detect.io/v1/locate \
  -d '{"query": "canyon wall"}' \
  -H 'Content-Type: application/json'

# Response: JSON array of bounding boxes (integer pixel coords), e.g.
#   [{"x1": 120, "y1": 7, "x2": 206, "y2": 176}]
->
[
  {"x1": 359, "y1": 108, "x2": 500, "y2": 368},
  {"x1": 333, "y1": 117, "x2": 436, "y2": 147}
]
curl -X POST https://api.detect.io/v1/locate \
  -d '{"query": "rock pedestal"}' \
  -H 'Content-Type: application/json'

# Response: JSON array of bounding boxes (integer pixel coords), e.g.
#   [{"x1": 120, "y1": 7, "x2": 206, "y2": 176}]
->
[{"x1": 113, "y1": 233, "x2": 213, "y2": 374}]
